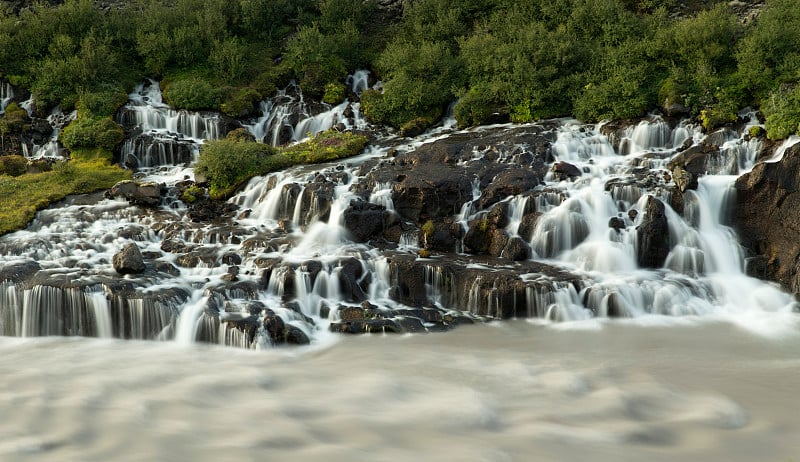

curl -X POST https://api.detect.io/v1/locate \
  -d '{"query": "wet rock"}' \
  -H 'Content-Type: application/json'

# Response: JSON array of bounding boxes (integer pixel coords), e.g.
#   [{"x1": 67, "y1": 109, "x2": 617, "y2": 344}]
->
[
  {"x1": 734, "y1": 142, "x2": 800, "y2": 293},
  {"x1": 113, "y1": 243, "x2": 146, "y2": 275},
  {"x1": 501, "y1": 237, "x2": 532, "y2": 261},
  {"x1": 608, "y1": 216, "x2": 626, "y2": 231},
  {"x1": 420, "y1": 218, "x2": 463, "y2": 252},
  {"x1": 343, "y1": 200, "x2": 389, "y2": 242},
  {"x1": 517, "y1": 212, "x2": 542, "y2": 240},
  {"x1": 476, "y1": 169, "x2": 542, "y2": 210},
  {"x1": 337, "y1": 258, "x2": 367, "y2": 303},
  {"x1": 188, "y1": 199, "x2": 239, "y2": 223},
  {"x1": 109, "y1": 180, "x2": 163, "y2": 207},
  {"x1": 636, "y1": 196, "x2": 670, "y2": 268},
  {"x1": 463, "y1": 219, "x2": 493, "y2": 254},
  {"x1": 552, "y1": 161, "x2": 582, "y2": 181},
  {"x1": 488, "y1": 228, "x2": 510, "y2": 257},
  {"x1": 0, "y1": 260, "x2": 41, "y2": 285}
]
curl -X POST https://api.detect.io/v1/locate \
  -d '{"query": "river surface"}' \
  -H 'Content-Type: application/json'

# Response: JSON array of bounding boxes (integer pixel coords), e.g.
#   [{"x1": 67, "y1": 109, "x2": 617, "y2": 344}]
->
[{"x1": 1, "y1": 319, "x2": 798, "y2": 461}]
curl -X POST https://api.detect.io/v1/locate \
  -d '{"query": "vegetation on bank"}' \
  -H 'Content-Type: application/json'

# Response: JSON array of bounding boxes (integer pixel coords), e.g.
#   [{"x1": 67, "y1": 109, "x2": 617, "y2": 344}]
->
[
  {"x1": 0, "y1": 149, "x2": 131, "y2": 235},
  {"x1": 196, "y1": 130, "x2": 368, "y2": 199},
  {"x1": 0, "y1": 0, "x2": 799, "y2": 140}
]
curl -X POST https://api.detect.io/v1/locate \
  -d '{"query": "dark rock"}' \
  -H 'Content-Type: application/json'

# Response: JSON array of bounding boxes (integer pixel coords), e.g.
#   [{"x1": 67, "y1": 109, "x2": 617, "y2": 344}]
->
[
  {"x1": 476, "y1": 169, "x2": 542, "y2": 210},
  {"x1": 552, "y1": 161, "x2": 582, "y2": 181},
  {"x1": 420, "y1": 218, "x2": 463, "y2": 252},
  {"x1": 113, "y1": 243, "x2": 146, "y2": 275},
  {"x1": 734, "y1": 142, "x2": 800, "y2": 293},
  {"x1": 517, "y1": 212, "x2": 542, "y2": 240},
  {"x1": 636, "y1": 196, "x2": 670, "y2": 268},
  {"x1": 343, "y1": 200, "x2": 388, "y2": 242},
  {"x1": 488, "y1": 228, "x2": 510, "y2": 257},
  {"x1": 608, "y1": 216, "x2": 626, "y2": 231},
  {"x1": 501, "y1": 237, "x2": 532, "y2": 261},
  {"x1": 109, "y1": 180, "x2": 163, "y2": 207},
  {"x1": 0, "y1": 260, "x2": 41, "y2": 284},
  {"x1": 337, "y1": 258, "x2": 367, "y2": 303}
]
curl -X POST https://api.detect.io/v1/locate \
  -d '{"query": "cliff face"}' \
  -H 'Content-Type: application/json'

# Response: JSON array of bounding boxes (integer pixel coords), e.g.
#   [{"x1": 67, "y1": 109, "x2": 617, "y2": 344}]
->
[{"x1": 734, "y1": 141, "x2": 800, "y2": 294}]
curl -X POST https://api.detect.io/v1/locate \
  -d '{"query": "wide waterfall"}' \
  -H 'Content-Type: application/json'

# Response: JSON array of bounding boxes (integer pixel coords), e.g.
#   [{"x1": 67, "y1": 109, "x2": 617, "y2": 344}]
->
[{"x1": 1, "y1": 81, "x2": 799, "y2": 461}]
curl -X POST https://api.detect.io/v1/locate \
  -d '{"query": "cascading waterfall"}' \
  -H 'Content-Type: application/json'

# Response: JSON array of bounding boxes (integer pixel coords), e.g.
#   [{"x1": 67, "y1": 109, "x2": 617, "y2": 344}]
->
[{"x1": 1, "y1": 77, "x2": 799, "y2": 349}]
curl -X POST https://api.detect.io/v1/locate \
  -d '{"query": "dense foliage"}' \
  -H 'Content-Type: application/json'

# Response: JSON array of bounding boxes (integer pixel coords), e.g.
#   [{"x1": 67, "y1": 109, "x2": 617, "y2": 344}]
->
[
  {"x1": 196, "y1": 130, "x2": 367, "y2": 199},
  {"x1": 0, "y1": 0, "x2": 798, "y2": 139}
]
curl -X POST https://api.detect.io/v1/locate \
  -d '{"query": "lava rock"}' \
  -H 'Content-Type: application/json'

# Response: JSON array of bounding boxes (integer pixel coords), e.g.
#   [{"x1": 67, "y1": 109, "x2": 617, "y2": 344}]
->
[
  {"x1": 343, "y1": 200, "x2": 388, "y2": 242},
  {"x1": 636, "y1": 196, "x2": 670, "y2": 268},
  {"x1": 113, "y1": 243, "x2": 146, "y2": 275},
  {"x1": 552, "y1": 161, "x2": 582, "y2": 181},
  {"x1": 109, "y1": 180, "x2": 163, "y2": 207}
]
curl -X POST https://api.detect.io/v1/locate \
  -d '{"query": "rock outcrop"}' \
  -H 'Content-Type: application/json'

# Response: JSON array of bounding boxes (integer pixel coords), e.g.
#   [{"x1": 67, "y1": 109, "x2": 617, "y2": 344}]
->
[{"x1": 734, "y1": 141, "x2": 800, "y2": 292}]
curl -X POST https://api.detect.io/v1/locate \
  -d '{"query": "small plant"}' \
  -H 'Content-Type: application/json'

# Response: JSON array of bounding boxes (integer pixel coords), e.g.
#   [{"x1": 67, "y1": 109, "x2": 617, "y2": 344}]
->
[{"x1": 52, "y1": 159, "x2": 76, "y2": 177}]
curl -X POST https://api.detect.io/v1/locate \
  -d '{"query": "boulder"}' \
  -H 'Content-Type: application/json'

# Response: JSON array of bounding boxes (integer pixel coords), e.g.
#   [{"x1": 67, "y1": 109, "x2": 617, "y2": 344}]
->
[
  {"x1": 343, "y1": 200, "x2": 388, "y2": 242},
  {"x1": 552, "y1": 161, "x2": 582, "y2": 181},
  {"x1": 636, "y1": 196, "x2": 670, "y2": 268},
  {"x1": 109, "y1": 180, "x2": 163, "y2": 207},
  {"x1": 113, "y1": 243, "x2": 146, "y2": 275}
]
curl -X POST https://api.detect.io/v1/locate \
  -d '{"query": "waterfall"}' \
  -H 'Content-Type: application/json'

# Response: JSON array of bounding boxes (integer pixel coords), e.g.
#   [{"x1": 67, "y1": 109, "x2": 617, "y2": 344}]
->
[{"x1": 2, "y1": 79, "x2": 799, "y2": 348}]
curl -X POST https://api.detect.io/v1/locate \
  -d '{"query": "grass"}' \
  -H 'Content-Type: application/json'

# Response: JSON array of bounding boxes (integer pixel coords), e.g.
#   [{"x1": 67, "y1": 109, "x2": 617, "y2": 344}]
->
[{"x1": 0, "y1": 148, "x2": 131, "y2": 236}]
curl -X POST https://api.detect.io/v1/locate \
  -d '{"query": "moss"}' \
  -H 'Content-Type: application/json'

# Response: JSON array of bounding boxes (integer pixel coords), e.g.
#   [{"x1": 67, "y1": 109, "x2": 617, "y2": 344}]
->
[
  {"x1": 399, "y1": 117, "x2": 432, "y2": 137},
  {"x1": 748, "y1": 125, "x2": 765, "y2": 139},
  {"x1": 421, "y1": 220, "x2": 435, "y2": 239},
  {"x1": 181, "y1": 185, "x2": 205, "y2": 203},
  {"x1": 418, "y1": 248, "x2": 431, "y2": 258},
  {"x1": 0, "y1": 150, "x2": 130, "y2": 236}
]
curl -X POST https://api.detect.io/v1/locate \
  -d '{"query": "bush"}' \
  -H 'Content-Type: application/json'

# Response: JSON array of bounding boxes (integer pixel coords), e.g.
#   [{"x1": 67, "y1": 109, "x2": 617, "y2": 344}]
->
[
  {"x1": 162, "y1": 76, "x2": 222, "y2": 111},
  {"x1": 763, "y1": 85, "x2": 800, "y2": 140},
  {"x1": 0, "y1": 103, "x2": 30, "y2": 135},
  {"x1": 195, "y1": 139, "x2": 279, "y2": 198},
  {"x1": 220, "y1": 86, "x2": 262, "y2": 118},
  {"x1": 60, "y1": 116, "x2": 124, "y2": 151},
  {"x1": 323, "y1": 82, "x2": 346, "y2": 105},
  {"x1": 76, "y1": 87, "x2": 129, "y2": 118},
  {"x1": 198, "y1": 130, "x2": 368, "y2": 199},
  {"x1": 0, "y1": 155, "x2": 28, "y2": 177}
]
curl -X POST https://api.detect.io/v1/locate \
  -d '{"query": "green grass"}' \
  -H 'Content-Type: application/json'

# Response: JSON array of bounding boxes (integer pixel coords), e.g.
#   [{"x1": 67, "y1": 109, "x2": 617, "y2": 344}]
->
[{"x1": 0, "y1": 149, "x2": 131, "y2": 236}]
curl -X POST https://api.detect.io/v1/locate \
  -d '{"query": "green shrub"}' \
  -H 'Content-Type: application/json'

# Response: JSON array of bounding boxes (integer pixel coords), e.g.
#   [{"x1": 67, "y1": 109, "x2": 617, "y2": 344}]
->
[
  {"x1": 195, "y1": 138, "x2": 279, "y2": 198},
  {"x1": 76, "y1": 87, "x2": 129, "y2": 118},
  {"x1": 198, "y1": 130, "x2": 367, "y2": 199},
  {"x1": 763, "y1": 85, "x2": 800, "y2": 140},
  {"x1": 0, "y1": 103, "x2": 30, "y2": 135},
  {"x1": 162, "y1": 76, "x2": 222, "y2": 111},
  {"x1": 0, "y1": 155, "x2": 28, "y2": 177},
  {"x1": 60, "y1": 116, "x2": 124, "y2": 151},
  {"x1": 52, "y1": 159, "x2": 77, "y2": 178},
  {"x1": 220, "y1": 86, "x2": 262, "y2": 118},
  {"x1": 323, "y1": 82, "x2": 346, "y2": 105}
]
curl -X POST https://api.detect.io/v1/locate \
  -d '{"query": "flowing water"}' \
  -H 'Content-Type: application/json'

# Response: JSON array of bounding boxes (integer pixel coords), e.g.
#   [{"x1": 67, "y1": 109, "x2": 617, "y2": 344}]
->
[
  {"x1": 0, "y1": 322, "x2": 798, "y2": 461},
  {"x1": 1, "y1": 79, "x2": 799, "y2": 458}
]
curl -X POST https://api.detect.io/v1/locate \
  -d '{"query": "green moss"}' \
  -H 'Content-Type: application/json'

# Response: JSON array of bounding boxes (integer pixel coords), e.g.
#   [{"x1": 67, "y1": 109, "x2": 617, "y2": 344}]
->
[
  {"x1": 0, "y1": 103, "x2": 31, "y2": 136},
  {"x1": 421, "y1": 220, "x2": 435, "y2": 239},
  {"x1": 181, "y1": 184, "x2": 205, "y2": 203},
  {"x1": 0, "y1": 151, "x2": 130, "y2": 236},
  {"x1": 748, "y1": 125, "x2": 766, "y2": 138}
]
